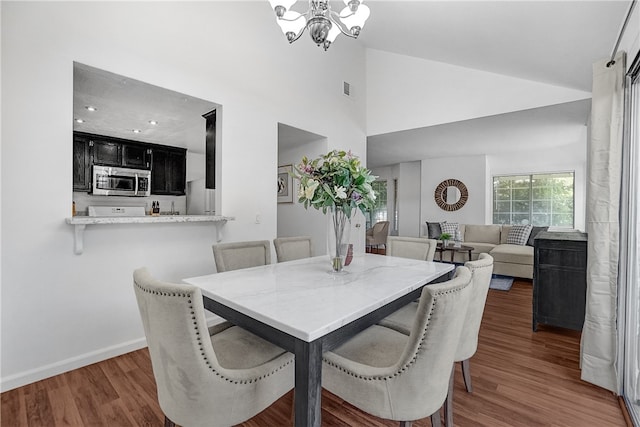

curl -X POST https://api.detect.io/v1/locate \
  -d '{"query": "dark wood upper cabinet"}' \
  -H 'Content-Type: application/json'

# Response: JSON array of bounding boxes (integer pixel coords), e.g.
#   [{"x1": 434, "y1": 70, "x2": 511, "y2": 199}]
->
[
  {"x1": 122, "y1": 144, "x2": 150, "y2": 169},
  {"x1": 92, "y1": 139, "x2": 121, "y2": 166},
  {"x1": 151, "y1": 146, "x2": 186, "y2": 196},
  {"x1": 203, "y1": 109, "x2": 216, "y2": 189},
  {"x1": 73, "y1": 134, "x2": 91, "y2": 191}
]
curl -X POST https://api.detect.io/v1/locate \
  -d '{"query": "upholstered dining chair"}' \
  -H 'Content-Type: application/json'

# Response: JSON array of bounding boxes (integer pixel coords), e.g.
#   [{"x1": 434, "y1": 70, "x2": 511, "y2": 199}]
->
[
  {"x1": 387, "y1": 236, "x2": 438, "y2": 261},
  {"x1": 212, "y1": 240, "x2": 271, "y2": 272},
  {"x1": 366, "y1": 220, "x2": 390, "y2": 251},
  {"x1": 133, "y1": 268, "x2": 294, "y2": 427},
  {"x1": 378, "y1": 253, "x2": 494, "y2": 427},
  {"x1": 322, "y1": 266, "x2": 473, "y2": 427},
  {"x1": 273, "y1": 236, "x2": 313, "y2": 262}
]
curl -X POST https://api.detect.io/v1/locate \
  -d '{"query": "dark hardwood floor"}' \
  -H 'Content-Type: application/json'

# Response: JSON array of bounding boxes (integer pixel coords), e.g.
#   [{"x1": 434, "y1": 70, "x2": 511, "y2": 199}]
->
[{"x1": 1, "y1": 271, "x2": 628, "y2": 426}]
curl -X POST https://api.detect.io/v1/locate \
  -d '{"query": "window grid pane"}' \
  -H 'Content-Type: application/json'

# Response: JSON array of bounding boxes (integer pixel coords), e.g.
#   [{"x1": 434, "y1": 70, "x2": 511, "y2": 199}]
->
[
  {"x1": 493, "y1": 172, "x2": 574, "y2": 227},
  {"x1": 367, "y1": 181, "x2": 388, "y2": 228}
]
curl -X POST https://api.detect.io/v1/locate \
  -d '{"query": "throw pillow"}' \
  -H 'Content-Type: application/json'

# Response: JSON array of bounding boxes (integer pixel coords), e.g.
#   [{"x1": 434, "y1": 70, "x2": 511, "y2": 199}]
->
[
  {"x1": 507, "y1": 224, "x2": 533, "y2": 245},
  {"x1": 439, "y1": 222, "x2": 459, "y2": 237},
  {"x1": 426, "y1": 222, "x2": 442, "y2": 239},
  {"x1": 527, "y1": 226, "x2": 549, "y2": 246}
]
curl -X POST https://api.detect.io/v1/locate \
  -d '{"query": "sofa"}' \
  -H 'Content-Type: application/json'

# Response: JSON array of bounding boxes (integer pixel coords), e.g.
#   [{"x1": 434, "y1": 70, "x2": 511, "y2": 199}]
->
[{"x1": 428, "y1": 223, "x2": 541, "y2": 279}]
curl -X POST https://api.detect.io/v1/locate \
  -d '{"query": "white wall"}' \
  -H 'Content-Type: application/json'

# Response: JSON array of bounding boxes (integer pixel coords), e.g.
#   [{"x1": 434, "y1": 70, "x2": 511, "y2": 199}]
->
[
  {"x1": 1, "y1": 2, "x2": 366, "y2": 391},
  {"x1": 397, "y1": 162, "x2": 422, "y2": 237},
  {"x1": 277, "y1": 138, "x2": 328, "y2": 257},
  {"x1": 366, "y1": 49, "x2": 591, "y2": 137},
  {"x1": 420, "y1": 155, "x2": 488, "y2": 234}
]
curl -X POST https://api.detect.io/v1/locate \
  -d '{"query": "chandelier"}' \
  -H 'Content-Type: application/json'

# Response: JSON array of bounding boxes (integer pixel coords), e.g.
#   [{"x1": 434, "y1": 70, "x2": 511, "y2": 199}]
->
[{"x1": 268, "y1": 0, "x2": 370, "y2": 51}]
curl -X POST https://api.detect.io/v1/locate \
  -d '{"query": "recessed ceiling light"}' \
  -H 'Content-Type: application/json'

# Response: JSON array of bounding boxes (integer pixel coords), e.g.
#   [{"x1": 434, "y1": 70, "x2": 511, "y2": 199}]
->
[
  {"x1": 75, "y1": 118, "x2": 84, "y2": 123},
  {"x1": 132, "y1": 129, "x2": 141, "y2": 133},
  {"x1": 85, "y1": 106, "x2": 97, "y2": 112},
  {"x1": 148, "y1": 120, "x2": 158, "y2": 125}
]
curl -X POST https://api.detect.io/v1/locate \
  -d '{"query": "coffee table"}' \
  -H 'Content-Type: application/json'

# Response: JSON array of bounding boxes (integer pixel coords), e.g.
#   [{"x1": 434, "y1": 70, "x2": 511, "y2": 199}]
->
[{"x1": 436, "y1": 243, "x2": 475, "y2": 263}]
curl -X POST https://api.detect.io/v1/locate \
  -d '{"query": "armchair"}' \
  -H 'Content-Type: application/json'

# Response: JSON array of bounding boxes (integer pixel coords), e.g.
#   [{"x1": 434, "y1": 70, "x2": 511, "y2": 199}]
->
[{"x1": 366, "y1": 221, "x2": 390, "y2": 251}]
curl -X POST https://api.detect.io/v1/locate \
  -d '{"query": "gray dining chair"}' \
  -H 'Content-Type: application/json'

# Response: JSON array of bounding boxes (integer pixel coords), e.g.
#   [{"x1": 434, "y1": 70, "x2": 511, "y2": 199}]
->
[
  {"x1": 212, "y1": 240, "x2": 271, "y2": 272},
  {"x1": 273, "y1": 236, "x2": 313, "y2": 262},
  {"x1": 321, "y1": 266, "x2": 473, "y2": 427},
  {"x1": 386, "y1": 236, "x2": 438, "y2": 261},
  {"x1": 378, "y1": 253, "x2": 494, "y2": 427},
  {"x1": 133, "y1": 268, "x2": 294, "y2": 427}
]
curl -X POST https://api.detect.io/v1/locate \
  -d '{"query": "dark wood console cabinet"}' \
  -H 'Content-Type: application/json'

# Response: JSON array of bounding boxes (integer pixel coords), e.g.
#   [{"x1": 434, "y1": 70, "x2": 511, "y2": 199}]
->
[{"x1": 533, "y1": 231, "x2": 587, "y2": 331}]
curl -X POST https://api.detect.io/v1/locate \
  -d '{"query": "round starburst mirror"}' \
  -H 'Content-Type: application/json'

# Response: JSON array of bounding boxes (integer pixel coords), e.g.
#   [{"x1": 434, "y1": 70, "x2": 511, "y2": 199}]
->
[{"x1": 435, "y1": 179, "x2": 468, "y2": 211}]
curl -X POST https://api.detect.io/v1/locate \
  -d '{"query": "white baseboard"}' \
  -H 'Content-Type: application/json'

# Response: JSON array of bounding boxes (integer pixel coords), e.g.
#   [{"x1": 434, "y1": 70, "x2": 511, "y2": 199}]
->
[
  {"x1": 0, "y1": 315, "x2": 226, "y2": 393},
  {"x1": 0, "y1": 337, "x2": 147, "y2": 393}
]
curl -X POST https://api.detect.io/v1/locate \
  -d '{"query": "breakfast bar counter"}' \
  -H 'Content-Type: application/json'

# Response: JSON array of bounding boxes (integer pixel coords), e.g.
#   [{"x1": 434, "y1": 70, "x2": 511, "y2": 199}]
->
[{"x1": 65, "y1": 214, "x2": 234, "y2": 254}]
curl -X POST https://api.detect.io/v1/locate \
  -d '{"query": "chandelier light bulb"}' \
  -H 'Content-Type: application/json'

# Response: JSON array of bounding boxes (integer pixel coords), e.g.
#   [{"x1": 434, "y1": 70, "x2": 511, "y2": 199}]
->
[
  {"x1": 340, "y1": 4, "x2": 369, "y2": 36},
  {"x1": 277, "y1": 10, "x2": 307, "y2": 39},
  {"x1": 269, "y1": 0, "x2": 298, "y2": 15},
  {"x1": 342, "y1": 0, "x2": 362, "y2": 13}
]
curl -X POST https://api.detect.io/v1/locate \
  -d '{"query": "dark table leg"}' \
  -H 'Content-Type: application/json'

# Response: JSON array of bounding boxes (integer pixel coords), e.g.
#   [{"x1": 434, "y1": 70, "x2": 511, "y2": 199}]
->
[
  {"x1": 294, "y1": 339, "x2": 323, "y2": 427},
  {"x1": 467, "y1": 249, "x2": 472, "y2": 261}
]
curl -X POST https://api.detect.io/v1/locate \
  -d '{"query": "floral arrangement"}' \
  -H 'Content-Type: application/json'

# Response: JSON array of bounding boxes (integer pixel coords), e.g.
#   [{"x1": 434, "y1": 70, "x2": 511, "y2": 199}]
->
[{"x1": 293, "y1": 150, "x2": 378, "y2": 218}]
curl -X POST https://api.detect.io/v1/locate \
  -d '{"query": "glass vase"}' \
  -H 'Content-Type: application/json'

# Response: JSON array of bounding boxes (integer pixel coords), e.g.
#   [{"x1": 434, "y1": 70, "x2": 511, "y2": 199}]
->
[{"x1": 327, "y1": 205, "x2": 351, "y2": 273}]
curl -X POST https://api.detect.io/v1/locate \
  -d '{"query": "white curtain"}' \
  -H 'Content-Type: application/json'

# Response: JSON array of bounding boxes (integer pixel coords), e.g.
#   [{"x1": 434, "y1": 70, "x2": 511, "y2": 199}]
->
[{"x1": 581, "y1": 52, "x2": 626, "y2": 393}]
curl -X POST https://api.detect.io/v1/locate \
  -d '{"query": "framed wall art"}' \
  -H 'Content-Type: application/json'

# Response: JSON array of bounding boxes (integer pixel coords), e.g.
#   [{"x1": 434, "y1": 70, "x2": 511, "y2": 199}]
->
[{"x1": 277, "y1": 165, "x2": 294, "y2": 203}]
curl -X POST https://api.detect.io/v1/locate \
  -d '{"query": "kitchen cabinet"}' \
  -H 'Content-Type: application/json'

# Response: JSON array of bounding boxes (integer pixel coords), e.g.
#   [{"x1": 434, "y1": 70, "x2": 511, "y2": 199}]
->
[
  {"x1": 73, "y1": 133, "x2": 91, "y2": 191},
  {"x1": 122, "y1": 144, "x2": 151, "y2": 169},
  {"x1": 92, "y1": 138, "x2": 121, "y2": 166},
  {"x1": 533, "y1": 231, "x2": 588, "y2": 331},
  {"x1": 73, "y1": 131, "x2": 183, "y2": 195},
  {"x1": 74, "y1": 132, "x2": 151, "y2": 170},
  {"x1": 151, "y1": 146, "x2": 186, "y2": 195}
]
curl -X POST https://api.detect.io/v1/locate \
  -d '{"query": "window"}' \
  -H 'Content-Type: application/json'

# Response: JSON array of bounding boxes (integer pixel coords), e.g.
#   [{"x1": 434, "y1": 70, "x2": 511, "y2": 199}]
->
[
  {"x1": 621, "y1": 54, "x2": 640, "y2": 424},
  {"x1": 366, "y1": 180, "x2": 387, "y2": 229},
  {"x1": 493, "y1": 172, "x2": 574, "y2": 227},
  {"x1": 393, "y1": 178, "x2": 398, "y2": 233}
]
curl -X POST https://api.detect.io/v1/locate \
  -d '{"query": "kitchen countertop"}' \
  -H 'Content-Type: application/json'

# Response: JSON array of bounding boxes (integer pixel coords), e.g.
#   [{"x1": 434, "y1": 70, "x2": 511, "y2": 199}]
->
[
  {"x1": 65, "y1": 214, "x2": 234, "y2": 254},
  {"x1": 66, "y1": 214, "x2": 233, "y2": 225}
]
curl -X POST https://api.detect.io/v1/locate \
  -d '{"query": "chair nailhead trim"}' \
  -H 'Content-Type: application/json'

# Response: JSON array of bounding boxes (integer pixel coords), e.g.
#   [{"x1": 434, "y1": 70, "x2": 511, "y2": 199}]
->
[
  {"x1": 322, "y1": 284, "x2": 468, "y2": 382},
  {"x1": 135, "y1": 280, "x2": 294, "y2": 385}
]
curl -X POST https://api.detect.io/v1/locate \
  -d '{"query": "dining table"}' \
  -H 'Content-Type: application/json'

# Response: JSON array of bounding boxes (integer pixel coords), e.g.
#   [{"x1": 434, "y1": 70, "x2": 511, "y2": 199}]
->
[{"x1": 183, "y1": 253, "x2": 454, "y2": 427}]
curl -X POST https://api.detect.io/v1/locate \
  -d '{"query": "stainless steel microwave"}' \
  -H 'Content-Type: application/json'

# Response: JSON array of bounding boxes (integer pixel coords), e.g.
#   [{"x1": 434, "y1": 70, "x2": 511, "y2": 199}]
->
[{"x1": 92, "y1": 165, "x2": 151, "y2": 197}]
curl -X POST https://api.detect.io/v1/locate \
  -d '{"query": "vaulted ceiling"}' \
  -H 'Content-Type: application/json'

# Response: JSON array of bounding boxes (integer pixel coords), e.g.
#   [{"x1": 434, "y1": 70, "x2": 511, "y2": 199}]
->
[{"x1": 355, "y1": 0, "x2": 631, "y2": 167}]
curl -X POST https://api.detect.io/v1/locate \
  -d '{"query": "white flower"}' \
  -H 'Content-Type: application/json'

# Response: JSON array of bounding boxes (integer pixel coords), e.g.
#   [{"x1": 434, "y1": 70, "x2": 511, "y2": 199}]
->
[
  {"x1": 305, "y1": 179, "x2": 319, "y2": 199},
  {"x1": 334, "y1": 186, "x2": 347, "y2": 199}
]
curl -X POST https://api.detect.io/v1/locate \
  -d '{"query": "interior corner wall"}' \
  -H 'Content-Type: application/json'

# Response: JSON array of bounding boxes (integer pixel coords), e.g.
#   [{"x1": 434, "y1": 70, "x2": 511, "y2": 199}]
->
[
  {"x1": 397, "y1": 162, "x2": 422, "y2": 237},
  {"x1": 277, "y1": 139, "x2": 328, "y2": 257},
  {"x1": 421, "y1": 155, "x2": 488, "y2": 234},
  {"x1": 1, "y1": 2, "x2": 366, "y2": 391},
  {"x1": 365, "y1": 49, "x2": 591, "y2": 137}
]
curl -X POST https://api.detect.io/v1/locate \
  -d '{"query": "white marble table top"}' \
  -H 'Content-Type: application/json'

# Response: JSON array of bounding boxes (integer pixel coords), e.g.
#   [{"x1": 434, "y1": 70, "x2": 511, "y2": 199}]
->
[{"x1": 183, "y1": 254, "x2": 454, "y2": 342}]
